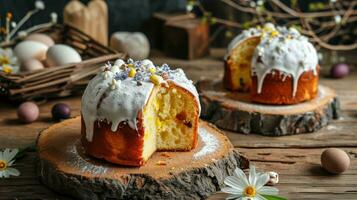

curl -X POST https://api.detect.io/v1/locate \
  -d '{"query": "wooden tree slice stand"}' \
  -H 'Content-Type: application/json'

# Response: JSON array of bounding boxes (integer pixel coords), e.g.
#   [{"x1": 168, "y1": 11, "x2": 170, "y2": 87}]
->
[
  {"x1": 197, "y1": 80, "x2": 340, "y2": 136},
  {"x1": 37, "y1": 117, "x2": 248, "y2": 200}
]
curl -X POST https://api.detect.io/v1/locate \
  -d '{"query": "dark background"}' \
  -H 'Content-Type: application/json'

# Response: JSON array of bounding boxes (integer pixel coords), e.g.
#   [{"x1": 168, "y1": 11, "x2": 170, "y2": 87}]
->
[{"x1": 0, "y1": 0, "x2": 186, "y2": 34}]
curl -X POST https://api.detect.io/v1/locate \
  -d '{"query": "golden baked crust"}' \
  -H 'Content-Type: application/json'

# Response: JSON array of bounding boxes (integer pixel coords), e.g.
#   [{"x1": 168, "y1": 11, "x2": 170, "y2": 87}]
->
[
  {"x1": 81, "y1": 115, "x2": 147, "y2": 166},
  {"x1": 250, "y1": 66, "x2": 320, "y2": 104}
]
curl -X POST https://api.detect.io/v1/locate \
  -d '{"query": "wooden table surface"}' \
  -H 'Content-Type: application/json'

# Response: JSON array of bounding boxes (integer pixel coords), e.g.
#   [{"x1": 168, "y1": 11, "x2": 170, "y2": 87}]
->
[{"x1": 1, "y1": 49, "x2": 356, "y2": 200}]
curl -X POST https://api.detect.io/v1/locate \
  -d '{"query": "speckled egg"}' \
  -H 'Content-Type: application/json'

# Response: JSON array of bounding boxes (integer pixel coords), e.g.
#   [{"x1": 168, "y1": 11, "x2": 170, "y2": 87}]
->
[
  {"x1": 21, "y1": 59, "x2": 45, "y2": 72},
  {"x1": 51, "y1": 103, "x2": 71, "y2": 121},
  {"x1": 321, "y1": 148, "x2": 350, "y2": 174},
  {"x1": 46, "y1": 44, "x2": 82, "y2": 67},
  {"x1": 25, "y1": 33, "x2": 55, "y2": 47},
  {"x1": 17, "y1": 102, "x2": 39, "y2": 123},
  {"x1": 330, "y1": 63, "x2": 349, "y2": 79},
  {"x1": 14, "y1": 41, "x2": 48, "y2": 62}
]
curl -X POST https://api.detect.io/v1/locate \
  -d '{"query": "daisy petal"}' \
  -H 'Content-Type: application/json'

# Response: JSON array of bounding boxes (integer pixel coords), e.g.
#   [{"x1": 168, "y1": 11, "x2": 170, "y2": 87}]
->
[
  {"x1": 221, "y1": 186, "x2": 243, "y2": 194},
  {"x1": 258, "y1": 186, "x2": 279, "y2": 195},
  {"x1": 240, "y1": 197, "x2": 254, "y2": 200},
  {"x1": 225, "y1": 194, "x2": 242, "y2": 200},
  {"x1": 256, "y1": 173, "x2": 269, "y2": 189},
  {"x1": 7, "y1": 160, "x2": 15, "y2": 166},
  {"x1": 0, "y1": 151, "x2": 3, "y2": 160},
  {"x1": 256, "y1": 194, "x2": 268, "y2": 200},
  {"x1": 234, "y1": 168, "x2": 249, "y2": 187},
  {"x1": 7, "y1": 167, "x2": 20, "y2": 177},
  {"x1": 224, "y1": 176, "x2": 244, "y2": 190},
  {"x1": 2, "y1": 170, "x2": 9, "y2": 178},
  {"x1": 0, "y1": 171, "x2": 4, "y2": 178},
  {"x1": 7, "y1": 149, "x2": 19, "y2": 161},
  {"x1": 3, "y1": 148, "x2": 10, "y2": 161},
  {"x1": 249, "y1": 164, "x2": 257, "y2": 185}
]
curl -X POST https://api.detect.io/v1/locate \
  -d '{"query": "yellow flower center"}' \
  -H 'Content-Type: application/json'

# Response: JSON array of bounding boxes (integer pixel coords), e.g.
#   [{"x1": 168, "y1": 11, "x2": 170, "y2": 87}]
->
[
  {"x1": 244, "y1": 186, "x2": 256, "y2": 197},
  {"x1": 0, "y1": 160, "x2": 7, "y2": 170},
  {"x1": 2, "y1": 65, "x2": 13, "y2": 74},
  {"x1": 0, "y1": 56, "x2": 10, "y2": 65}
]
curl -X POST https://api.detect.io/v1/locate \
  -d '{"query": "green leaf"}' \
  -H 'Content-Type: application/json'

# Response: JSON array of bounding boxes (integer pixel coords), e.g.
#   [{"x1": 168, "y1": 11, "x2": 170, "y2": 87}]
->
[{"x1": 262, "y1": 194, "x2": 288, "y2": 200}]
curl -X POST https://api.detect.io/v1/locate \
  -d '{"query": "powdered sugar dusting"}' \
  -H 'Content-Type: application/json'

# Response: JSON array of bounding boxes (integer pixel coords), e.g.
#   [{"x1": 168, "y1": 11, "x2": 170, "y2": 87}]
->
[
  {"x1": 66, "y1": 139, "x2": 109, "y2": 175},
  {"x1": 194, "y1": 127, "x2": 219, "y2": 159}
]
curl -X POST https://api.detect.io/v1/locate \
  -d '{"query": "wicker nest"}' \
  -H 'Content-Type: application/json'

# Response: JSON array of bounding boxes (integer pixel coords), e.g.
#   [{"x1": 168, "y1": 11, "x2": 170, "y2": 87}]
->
[{"x1": 0, "y1": 24, "x2": 126, "y2": 103}]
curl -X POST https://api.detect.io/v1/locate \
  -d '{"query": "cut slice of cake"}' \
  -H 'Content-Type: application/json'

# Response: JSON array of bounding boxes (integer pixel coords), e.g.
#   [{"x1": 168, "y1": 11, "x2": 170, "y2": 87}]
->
[{"x1": 81, "y1": 59, "x2": 200, "y2": 166}]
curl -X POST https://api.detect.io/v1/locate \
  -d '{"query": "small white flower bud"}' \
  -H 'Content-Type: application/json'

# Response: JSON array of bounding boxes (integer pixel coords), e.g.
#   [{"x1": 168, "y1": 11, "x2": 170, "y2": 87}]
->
[
  {"x1": 266, "y1": 171, "x2": 279, "y2": 186},
  {"x1": 35, "y1": 0, "x2": 45, "y2": 10}
]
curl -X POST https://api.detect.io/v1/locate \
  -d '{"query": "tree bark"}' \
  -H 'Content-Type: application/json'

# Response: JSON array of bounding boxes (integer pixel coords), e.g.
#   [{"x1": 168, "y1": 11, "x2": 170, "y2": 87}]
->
[{"x1": 197, "y1": 80, "x2": 340, "y2": 136}]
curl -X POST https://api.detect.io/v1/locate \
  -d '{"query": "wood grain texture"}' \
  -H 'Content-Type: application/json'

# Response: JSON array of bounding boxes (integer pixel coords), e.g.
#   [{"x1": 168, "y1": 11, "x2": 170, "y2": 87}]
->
[
  {"x1": 37, "y1": 117, "x2": 248, "y2": 200},
  {"x1": 0, "y1": 49, "x2": 357, "y2": 200},
  {"x1": 197, "y1": 80, "x2": 340, "y2": 136}
]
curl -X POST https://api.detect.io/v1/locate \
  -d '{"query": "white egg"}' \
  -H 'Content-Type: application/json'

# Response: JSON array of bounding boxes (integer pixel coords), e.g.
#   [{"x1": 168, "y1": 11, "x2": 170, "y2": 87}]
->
[
  {"x1": 46, "y1": 44, "x2": 82, "y2": 67},
  {"x1": 21, "y1": 59, "x2": 45, "y2": 72},
  {"x1": 110, "y1": 32, "x2": 150, "y2": 60},
  {"x1": 14, "y1": 41, "x2": 48, "y2": 62}
]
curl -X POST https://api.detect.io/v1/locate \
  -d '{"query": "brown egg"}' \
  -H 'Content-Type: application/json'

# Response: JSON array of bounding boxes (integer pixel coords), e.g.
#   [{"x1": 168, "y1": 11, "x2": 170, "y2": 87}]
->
[
  {"x1": 25, "y1": 33, "x2": 55, "y2": 47},
  {"x1": 21, "y1": 59, "x2": 45, "y2": 72},
  {"x1": 321, "y1": 148, "x2": 350, "y2": 174}
]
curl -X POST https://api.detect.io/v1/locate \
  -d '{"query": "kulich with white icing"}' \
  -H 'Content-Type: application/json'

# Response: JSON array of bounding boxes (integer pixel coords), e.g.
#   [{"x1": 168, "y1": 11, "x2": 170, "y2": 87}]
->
[
  {"x1": 81, "y1": 58, "x2": 200, "y2": 166},
  {"x1": 252, "y1": 27, "x2": 318, "y2": 97},
  {"x1": 224, "y1": 23, "x2": 320, "y2": 104}
]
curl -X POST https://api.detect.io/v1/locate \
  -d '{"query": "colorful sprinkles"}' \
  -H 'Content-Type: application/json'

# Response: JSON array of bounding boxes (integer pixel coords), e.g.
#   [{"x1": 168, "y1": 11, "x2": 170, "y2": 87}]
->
[{"x1": 104, "y1": 59, "x2": 173, "y2": 86}]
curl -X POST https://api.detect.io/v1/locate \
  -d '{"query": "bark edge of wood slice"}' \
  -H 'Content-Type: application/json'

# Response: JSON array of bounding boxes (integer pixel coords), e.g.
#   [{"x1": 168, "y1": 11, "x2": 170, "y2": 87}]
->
[
  {"x1": 197, "y1": 80, "x2": 341, "y2": 136},
  {"x1": 36, "y1": 116, "x2": 248, "y2": 200}
]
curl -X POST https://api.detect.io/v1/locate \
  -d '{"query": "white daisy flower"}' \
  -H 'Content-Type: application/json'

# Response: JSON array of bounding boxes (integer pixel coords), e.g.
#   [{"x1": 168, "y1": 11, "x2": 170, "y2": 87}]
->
[
  {"x1": 0, "y1": 48, "x2": 20, "y2": 74},
  {"x1": 222, "y1": 165, "x2": 279, "y2": 200},
  {"x1": 0, "y1": 148, "x2": 21, "y2": 178}
]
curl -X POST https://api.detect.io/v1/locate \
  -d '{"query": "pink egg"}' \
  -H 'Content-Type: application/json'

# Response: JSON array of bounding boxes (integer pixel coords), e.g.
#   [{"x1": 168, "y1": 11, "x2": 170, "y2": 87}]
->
[
  {"x1": 330, "y1": 63, "x2": 349, "y2": 79},
  {"x1": 17, "y1": 102, "x2": 39, "y2": 123}
]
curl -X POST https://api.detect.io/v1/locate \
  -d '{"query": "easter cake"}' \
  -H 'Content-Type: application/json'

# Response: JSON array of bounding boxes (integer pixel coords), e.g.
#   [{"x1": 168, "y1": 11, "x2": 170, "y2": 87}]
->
[
  {"x1": 81, "y1": 59, "x2": 200, "y2": 166},
  {"x1": 224, "y1": 23, "x2": 319, "y2": 104}
]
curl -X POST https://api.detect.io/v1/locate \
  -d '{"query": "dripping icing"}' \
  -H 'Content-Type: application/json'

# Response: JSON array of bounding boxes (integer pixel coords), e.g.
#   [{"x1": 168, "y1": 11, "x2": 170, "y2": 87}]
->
[{"x1": 251, "y1": 27, "x2": 318, "y2": 97}]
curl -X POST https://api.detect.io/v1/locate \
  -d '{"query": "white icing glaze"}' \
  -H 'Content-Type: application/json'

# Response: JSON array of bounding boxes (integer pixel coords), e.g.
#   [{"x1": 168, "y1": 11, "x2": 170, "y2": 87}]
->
[
  {"x1": 251, "y1": 29, "x2": 318, "y2": 97},
  {"x1": 81, "y1": 59, "x2": 200, "y2": 142}
]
